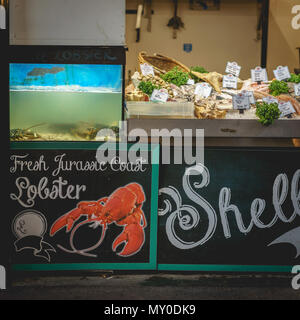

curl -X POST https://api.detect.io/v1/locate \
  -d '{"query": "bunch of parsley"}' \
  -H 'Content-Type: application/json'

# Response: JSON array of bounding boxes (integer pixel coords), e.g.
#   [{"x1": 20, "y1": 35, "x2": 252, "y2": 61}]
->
[
  {"x1": 288, "y1": 73, "x2": 300, "y2": 84},
  {"x1": 269, "y1": 80, "x2": 289, "y2": 96},
  {"x1": 161, "y1": 67, "x2": 189, "y2": 87},
  {"x1": 256, "y1": 102, "x2": 281, "y2": 126},
  {"x1": 138, "y1": 81, "x2": 160, "y2": 96}
]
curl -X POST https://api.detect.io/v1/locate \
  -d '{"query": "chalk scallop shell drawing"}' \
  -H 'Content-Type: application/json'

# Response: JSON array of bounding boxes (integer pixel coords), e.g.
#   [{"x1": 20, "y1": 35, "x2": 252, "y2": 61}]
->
[{"x1": 12, "y1": 210, "x2": 47, "y2": 240}]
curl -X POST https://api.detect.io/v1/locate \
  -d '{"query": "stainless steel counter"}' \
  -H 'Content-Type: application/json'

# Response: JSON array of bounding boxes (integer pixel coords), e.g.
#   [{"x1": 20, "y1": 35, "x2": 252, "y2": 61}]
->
[{"x1": 127, "y1": 118, "x2": 300, "y2": 147}]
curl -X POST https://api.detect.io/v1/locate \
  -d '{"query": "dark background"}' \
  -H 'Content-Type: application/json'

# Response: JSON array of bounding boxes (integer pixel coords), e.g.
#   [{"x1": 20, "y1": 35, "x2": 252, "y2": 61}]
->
[
  {"x1": 1, "y1": 21, "x2": 9, "y2": 279},
  {"x1": 158, "y1": 148, "x2": 300, "y2": 266}
]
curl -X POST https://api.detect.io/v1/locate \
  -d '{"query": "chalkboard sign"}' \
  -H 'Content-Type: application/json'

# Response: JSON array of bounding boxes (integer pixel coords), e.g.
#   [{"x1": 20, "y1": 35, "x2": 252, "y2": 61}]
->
[
  {"x1": 158, "y1": 148, "x2": 300, "y2": 272},
  {"x1": 9, "y1": 142, "x2": 159, "y2": 271}
]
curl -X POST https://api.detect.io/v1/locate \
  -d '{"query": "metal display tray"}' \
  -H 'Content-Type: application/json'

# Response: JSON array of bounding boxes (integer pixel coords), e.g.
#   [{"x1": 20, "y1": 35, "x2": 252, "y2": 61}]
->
[{"x1": 127, "y1": 119, "x2": 300, "y2": 139}]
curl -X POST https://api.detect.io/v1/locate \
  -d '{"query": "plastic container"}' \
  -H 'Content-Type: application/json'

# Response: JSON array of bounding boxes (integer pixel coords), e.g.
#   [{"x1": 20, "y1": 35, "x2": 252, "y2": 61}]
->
[{"x1": 126, "y1": 101, "x2": 195, "y2": 119}]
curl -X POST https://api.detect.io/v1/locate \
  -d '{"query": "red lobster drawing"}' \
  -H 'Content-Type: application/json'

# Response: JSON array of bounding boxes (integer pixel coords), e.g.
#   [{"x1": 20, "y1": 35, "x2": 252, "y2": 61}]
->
[{"x1": 50, "y1": 183, "x2": 147, "y2": 257}]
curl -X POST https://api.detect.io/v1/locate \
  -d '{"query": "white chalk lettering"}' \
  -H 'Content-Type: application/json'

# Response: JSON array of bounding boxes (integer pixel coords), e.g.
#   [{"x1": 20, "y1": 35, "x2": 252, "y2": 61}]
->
[
  {"x1": 160, "y1": 165, "x2": 300, "y2": 249},
  {"x1": 10, "y1": 177, "x2": 87, "y2": 208},
  {"x1": 10, "y1": 155, "x2": 49, "y2": 173},
  {"x1": 110, "y1": 156, "x2": 147, "y2": 173},
  {"x1": 52, "y1": 154, "x2": 107, "y2": 177}
]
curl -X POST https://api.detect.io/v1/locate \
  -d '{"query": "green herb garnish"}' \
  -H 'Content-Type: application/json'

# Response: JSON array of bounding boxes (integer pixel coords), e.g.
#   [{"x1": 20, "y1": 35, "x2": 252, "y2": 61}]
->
[
  {"x1": 269, "y1": 80, "x2": 289, "y2": 96},
  {"x1": 138, "y1": 81, "x2": 160, "y2": 96},
  {"x1": 288, "y1": 73, "x2": 300, "y2": 84},
  {"x1": 161, "y1": 67, "x2": 189, "y2": 87},
  {"x1": 191, "y1": 66, "x2": 208, "y2": 74},
  {"x1": 256, "y1": 102, "x2": 281, "y2": 126}
]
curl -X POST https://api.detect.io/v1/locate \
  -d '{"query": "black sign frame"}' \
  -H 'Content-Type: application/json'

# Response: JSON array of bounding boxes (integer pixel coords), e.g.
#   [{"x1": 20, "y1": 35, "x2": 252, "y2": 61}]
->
[
  {"x1": 9, "y1": 142, "x2": 160, "y2": 272},
  {"x1": 157, "y1": 146, "x2": 300, "y2": 273}
]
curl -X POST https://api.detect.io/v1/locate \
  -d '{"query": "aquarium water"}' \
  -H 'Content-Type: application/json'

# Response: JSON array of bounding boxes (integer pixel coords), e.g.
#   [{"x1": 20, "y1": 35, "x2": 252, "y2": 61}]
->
[{"x1": 10, "y1": 64, "x2": 123, "y2": 141}]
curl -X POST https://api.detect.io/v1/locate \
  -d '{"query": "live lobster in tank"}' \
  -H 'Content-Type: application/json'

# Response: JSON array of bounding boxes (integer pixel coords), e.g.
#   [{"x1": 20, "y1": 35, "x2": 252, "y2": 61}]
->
[{"x1": 50, "y1": 183, "x2": 147, "y2": 258}]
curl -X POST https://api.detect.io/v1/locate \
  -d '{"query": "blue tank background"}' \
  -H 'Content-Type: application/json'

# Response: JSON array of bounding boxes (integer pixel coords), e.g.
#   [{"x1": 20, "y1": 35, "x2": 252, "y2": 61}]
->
[{"x1": 10, "y1": 63, "x2": 122, "y2": 91}]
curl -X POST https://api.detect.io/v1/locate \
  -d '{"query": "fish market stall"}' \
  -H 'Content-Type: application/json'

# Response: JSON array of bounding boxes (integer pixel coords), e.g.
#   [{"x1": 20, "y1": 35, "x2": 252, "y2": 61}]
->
[
  {"x1": 125, "y1": 52, "x2": 300, "y2": 142},
  {"x1": 5, "y1": 0, "x2": 300, "y2": 275}
]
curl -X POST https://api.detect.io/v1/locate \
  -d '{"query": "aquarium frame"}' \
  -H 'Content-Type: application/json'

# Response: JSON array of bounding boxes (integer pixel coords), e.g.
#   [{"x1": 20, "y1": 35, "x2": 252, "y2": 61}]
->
[{"x1": 8, "y1": 45, "x2": 127, "y2": 127}]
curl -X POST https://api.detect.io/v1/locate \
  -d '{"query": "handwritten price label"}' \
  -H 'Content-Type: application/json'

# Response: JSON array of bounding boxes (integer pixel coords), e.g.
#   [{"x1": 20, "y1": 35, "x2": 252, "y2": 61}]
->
[
  {"x1": 232, "y1": 93, "x2": 251, "y2": 110},
  {"x1": 225, "y1": 62, "x2": 241, "y2": 78},
  {"x1": 187, "y1": 79, "x2": 195, "y2": 85},
  {"x1": 194, "y1": 83, "x2": 212, "y2": 98},
  {"x1": 273, "y1": 66, "x2": 291, "y2": 81},
  {"x1": 150, "y1": 89, "x2": 169, "y2": 103},
  {"x1": 140, "y1": 63, "x2": 155, "y2": 77},
  {"x1": 262, "y1": 97, "x2": 279, "y2": 105},
  {"x1": 278, "y1": 101, "x2": 296, "y2": 118},
  {"x1": 295, "y1": 83, "x2": 300, "y2": 96},
  {"x1": 251, "y1": 67, "x2": 268, "y2": 83},
  {"x1": 223, "y1": 74, "x2": 238, "y2": 89},
  {"x1": 241, "y1": 90, "x2": 256, "y2": 104}
]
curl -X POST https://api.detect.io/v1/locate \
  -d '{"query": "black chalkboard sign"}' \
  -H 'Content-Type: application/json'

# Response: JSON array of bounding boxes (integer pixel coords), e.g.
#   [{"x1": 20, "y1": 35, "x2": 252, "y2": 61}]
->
[
  {"x1": 158, "y1": 147, "x2": 300, "y2": 272},
  {"x1": 9, "y1": 142, "x2": 159, "y2": 271}
]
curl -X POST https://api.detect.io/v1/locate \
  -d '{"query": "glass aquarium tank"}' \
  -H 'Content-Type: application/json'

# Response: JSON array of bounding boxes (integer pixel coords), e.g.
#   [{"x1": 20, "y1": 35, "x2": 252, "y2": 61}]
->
[{"x1": 9, "y1": 63, "x2": 123, "y2": 141}]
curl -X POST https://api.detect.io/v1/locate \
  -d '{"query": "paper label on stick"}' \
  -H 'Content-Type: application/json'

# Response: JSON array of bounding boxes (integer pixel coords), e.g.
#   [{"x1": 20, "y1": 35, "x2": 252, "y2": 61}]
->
[
  {"x1": 241, "y1": 90, "x2": 256, "y2": 104},
  {"x1": 278, "y1": 101, "x2": 295, "y2": 118},
  {"x1": 251, "y1": 67, "x2": 268, "y2": 83},
  {"x1": 273, "y1": 66, "x2": 291, "y2": 81},
  {"x1": 294, "y1": 83, "x2": 300, "y2": 96},
  {"x1": 140, "y1": 63, "x2": 154, "y2": 77},
  {"x1": 194, "y1": 83, "x2": 212, "y2": 98},
  {"x1": 232, "y1": 93, "x2": 251, "y2": 110},
  {"x1": 223, "y1": 74, "x2": 238, "y2": 89},
  {"x1": 225, "y1": 62, "x2": 241, "y2": 77},
  {"x1": 150, "y1": 89, "x2": 169, "y2": 103},
  {"x1": 262, "y1": 97, "x2": 279, "y2": 105},
  {"x1": 187, "y1": 79, "x2": 195, "y2": 85}
]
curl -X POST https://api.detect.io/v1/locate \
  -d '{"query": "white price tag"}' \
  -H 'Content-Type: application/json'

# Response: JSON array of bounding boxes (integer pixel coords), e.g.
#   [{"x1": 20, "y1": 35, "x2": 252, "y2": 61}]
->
[
  {"x1": 251, "y1": 67, "x2": 268, "y2": 83},
  {"x1": 140, "y1": 63, "x2": 154, "y2": 77},
  {"x1": 150, "y1": 89, "x2": 169, "y2": 103},
  {"x1": 194, "y1": 83, "x2": 212, "y2": 98},
  {"x1": 241, "y1": 90, "x2": 256, "y2": 104},
  {"x1": 223, "y1": 74, "x2": 238, "y2": 89},
  {"x1": 187, "y1": 79, "x2": 195, "y2": 85},
  {"x1": 262, "y1": 97, "x2": 279, "y2": 105},
  {"x1": 294, "y1": 83, "x2": 300, "y2": 96},
  {"x1": 225, "y1": 62, "x2": 241, "y2": 78},
  {"x1": 273, "y1": 66, "x2": 291, "y2": 81},
  {"x1": 278, "y1": 101, "x2": 296, "y2": 118},
  {"x1": 232, "y1": 93, "x2": 251, "y2": 110}
]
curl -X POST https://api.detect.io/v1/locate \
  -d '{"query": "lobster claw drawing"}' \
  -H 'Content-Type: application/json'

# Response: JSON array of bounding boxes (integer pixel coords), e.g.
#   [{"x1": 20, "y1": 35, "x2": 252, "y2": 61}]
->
[{"x1": 113, "y1": 223, "x2": 145, "y2": 257}]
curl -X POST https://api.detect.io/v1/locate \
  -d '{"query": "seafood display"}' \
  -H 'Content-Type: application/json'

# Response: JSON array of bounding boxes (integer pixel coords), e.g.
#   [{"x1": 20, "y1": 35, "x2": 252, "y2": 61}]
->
[
  {"x1": 126, "y1": 52, "x2": 300, "y2": 122},
  {"x1": 194, "y1": 96, "x2": 227, "y2": 120}
]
